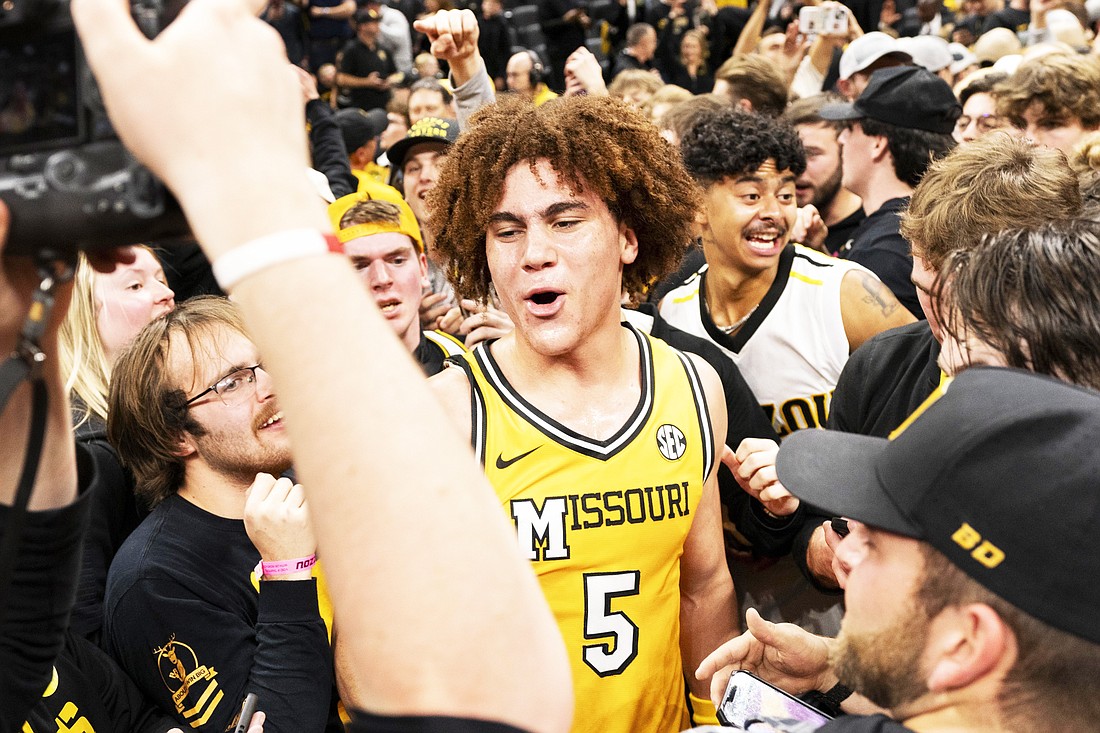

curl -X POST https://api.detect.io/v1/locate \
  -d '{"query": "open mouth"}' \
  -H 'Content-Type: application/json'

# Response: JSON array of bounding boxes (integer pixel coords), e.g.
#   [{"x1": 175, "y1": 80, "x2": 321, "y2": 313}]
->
[
  {"x1": 375, "y1": 297, "x2": 401, "y2": 314},
  {"x1": 528, "y1": 291, "x2": 562, "y2": 306},
  {"x1": 259, "y1": 411, "x2": 284, "y2": 430},
  {"x1": 743, "y1": 229, "x2": 786, "y2": 254}
]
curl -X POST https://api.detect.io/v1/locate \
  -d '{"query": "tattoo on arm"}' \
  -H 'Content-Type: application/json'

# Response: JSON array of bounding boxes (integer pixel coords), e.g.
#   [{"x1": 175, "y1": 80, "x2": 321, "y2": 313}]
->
[{"x1": 858, "y1": 271, "x2": 900, "y2": 319}]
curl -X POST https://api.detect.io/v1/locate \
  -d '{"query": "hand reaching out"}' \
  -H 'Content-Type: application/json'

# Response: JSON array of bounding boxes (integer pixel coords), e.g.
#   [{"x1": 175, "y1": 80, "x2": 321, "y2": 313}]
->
[{"x1": 722, "y1": 438, "x2": 800, "y2": 517}]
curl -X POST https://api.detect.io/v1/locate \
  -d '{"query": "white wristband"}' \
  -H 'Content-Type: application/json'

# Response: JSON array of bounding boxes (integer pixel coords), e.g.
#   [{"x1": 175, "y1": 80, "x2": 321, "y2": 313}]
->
[{"x1": 212, "y1": 229, "x2": 337, "y2": 291}]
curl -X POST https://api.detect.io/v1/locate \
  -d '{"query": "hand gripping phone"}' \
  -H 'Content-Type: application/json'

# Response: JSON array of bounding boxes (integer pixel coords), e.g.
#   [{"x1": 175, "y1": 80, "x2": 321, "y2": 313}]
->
[{"x1": 717, "y1": 671, "x2": 832, "y2": 731}]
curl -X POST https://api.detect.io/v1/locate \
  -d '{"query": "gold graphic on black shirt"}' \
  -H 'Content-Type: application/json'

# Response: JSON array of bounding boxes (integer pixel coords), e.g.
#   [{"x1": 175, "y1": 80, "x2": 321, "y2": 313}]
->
[{"x1": 153, "y1": 635, "x2": 222, "y2": 726}]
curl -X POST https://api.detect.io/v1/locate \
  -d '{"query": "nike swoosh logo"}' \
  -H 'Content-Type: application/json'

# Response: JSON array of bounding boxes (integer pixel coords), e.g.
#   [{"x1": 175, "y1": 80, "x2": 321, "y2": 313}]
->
[{"x1": 495, "y1": 446, "x2": 541, "y2": 470}]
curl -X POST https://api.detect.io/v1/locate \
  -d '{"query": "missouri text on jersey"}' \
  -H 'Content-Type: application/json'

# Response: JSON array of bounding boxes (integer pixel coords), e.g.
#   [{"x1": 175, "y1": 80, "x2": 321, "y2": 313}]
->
[{"x1": 511, "y1": 482, "x2": 691, "y2": 561}]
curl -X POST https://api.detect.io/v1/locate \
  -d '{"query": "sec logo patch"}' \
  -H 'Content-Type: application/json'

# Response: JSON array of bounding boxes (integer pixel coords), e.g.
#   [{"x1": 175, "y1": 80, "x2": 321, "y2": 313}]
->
[{"x1": 656, "y1": 424, "x2": 687, "y2": 460}]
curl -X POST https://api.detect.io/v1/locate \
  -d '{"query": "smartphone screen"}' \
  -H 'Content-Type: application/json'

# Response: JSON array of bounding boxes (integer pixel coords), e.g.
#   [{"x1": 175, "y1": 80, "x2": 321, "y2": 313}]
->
[{"x1": 718, "y1": 671, "x2": 832, "y2": 731}]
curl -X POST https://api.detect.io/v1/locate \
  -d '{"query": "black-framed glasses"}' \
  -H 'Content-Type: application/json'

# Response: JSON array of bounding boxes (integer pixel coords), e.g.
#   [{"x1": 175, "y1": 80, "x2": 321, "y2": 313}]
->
[{"x1": 186, "y1": 365, "x2": 262, "y2": 406}]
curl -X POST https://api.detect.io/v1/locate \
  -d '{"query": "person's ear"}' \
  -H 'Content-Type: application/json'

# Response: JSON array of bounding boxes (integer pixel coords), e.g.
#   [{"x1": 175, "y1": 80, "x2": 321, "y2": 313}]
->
[
  {"x1": 173, "y1": 431, "x2": 198, "y2": 458},
  {"x1": 619, "y1": 222, "x2": 639, "y2": 265},
  {"x1": 924, "y1": 603, "x2": 1015, "y2": 693},
  {"x1": 418, "y1": 252, "x2": 431, "y2": 288},
  {"x1": 870, "y1": 132, "x2": 890, "y2": 162}
]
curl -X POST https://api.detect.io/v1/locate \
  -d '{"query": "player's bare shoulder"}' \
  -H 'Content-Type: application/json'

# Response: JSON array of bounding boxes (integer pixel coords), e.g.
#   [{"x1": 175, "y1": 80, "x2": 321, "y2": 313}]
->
[
  {"x1": 429, "y1": 361, "x2": 474, "y2": 439},
  {"x1": 840, "y1": 268, "x2": 916, "y2": 353}
]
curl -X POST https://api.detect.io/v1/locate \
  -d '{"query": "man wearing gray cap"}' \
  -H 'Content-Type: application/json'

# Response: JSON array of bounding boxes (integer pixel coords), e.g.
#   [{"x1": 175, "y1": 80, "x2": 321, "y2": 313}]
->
[
  {"x1": 820, "y1": 66, "x2": 958, "y2": 320},
  {"x1": 698, "y1": 366, "x2": 1100, "y2": 732}
]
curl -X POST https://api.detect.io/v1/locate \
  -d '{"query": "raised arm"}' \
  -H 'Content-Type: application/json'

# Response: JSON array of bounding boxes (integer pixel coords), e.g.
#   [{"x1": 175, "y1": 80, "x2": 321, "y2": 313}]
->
[{"x1": 71, "y1": 0, "x2": 572, "y2": 729}]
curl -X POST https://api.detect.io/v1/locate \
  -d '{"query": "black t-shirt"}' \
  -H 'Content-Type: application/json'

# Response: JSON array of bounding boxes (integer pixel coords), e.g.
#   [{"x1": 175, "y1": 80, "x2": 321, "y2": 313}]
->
[
  {"x1": 792, "y1": 321, "x2": 940, "y2": 591},
  {"x1": 103, "y1": 494, "x2": 338, "y2": 733},
  {"x1": 826, "y1": 320, "x2": 940, "y2": 437},
  {"x1": 339, "y1": 39, "x2": 397, "y2": 112},
  {"x1": 22, "y1": 631, "x2": 177, "y2": 733},
  {"x1": 825, "y1": 207, "x2": 866, "y2": 257},
  {"x1": 841, "y1": 198, "x2": 922, "y2": 320}
]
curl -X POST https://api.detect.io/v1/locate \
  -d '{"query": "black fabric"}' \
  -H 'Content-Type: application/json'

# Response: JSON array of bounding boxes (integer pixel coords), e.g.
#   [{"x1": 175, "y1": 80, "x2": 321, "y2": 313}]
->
[
  {"x1": 647, "y1": 244, "x2": 706, "y2": 304},
  {"x1": 610, "y1": 49, "x2": 657, "y2": 79},
  {"x1": 339, "y1": 39, "x2": 397, "y2": 112},
  {"x1": 477, "y1": 14, "x2": 513, "y2": 86},
  {"x1": 350, "y1": 712, "x2": 532, "y2": 733},
  {"x1": 793, "y1": 321, "x2": 939, "y2": 591},
  {"x1": 703, "y1": 7, "x2": 750, "y2": 68},
  {"x1": 21, "y1": 630, "x2": 177, "y2": 733},
  {"x1": 649, "y1": 1, "x2": 696, "y2": 80},
  {"x1": 414, "y1": 332, "x2": 463, "y2": 376},
  {"x1": 666, "y1": 64, "x2": 714, "y2": 94},
  {"x1": 981, "y1": 7, "x2": 1030, "y2": 34},
  {"x1": 540, "y1": 0, "x2": 589, "y2": 91},
  {"x1": 156, "y1": 239, "x2": 224, "y2": 302},
  {"x1": 841, "y1": 197, "x2": 922, "y2": 320},
  {"x1": 0, "y1": 461, "x2": 92, "y2": 733},
  {"x1": 103, "y1": 494, "x2": 337, "y2": 733},
  {"x1": 307, "y1": 99, "x2": 358, "y2": 199},
  {"x1": 819, "y1": 714, "x2": 915, "y2": 733},
  {"x1": 700, "y1": 244, "x2": 797, "y2": 354},
  {"x1": 826, "y1": 321, "x2": 940, "y2": 437},
  {"x1": 820, "y1": 67, "x2": 961, "y2": 134},
  {"x1": 70, "y1": 414, "x2": 146, "y2": 644},
  {"x1": 823, "y1": 206, "x2": 866, "y2": 257}
]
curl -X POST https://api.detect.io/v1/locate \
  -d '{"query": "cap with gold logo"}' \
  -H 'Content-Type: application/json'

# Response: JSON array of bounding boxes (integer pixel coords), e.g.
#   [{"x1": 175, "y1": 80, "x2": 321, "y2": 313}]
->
[{"x1": 776, "y1": 367, "x2": 1100, "y2": 644}]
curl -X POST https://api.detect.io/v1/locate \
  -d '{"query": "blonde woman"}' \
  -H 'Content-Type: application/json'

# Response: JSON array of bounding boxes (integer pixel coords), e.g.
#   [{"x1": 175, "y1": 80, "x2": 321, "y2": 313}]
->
[
  {"x1": 60, "y1": 245, "x2": 175, "y2": 431},
  {"x1": 668, "y1": 30, "x2": 713, "y2": 94},
  {"x1": 59, "y1": 244, "x2": 174, "y2": 641}
]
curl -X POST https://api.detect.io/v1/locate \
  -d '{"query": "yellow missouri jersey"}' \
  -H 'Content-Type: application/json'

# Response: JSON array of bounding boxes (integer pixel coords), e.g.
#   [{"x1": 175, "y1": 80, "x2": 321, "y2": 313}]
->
[{"x1": 450, "y1": 323, "x2": 716, "y2": 733}]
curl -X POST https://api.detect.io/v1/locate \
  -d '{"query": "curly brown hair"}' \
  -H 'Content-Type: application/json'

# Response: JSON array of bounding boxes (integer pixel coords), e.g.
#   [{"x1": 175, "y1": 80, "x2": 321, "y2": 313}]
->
[{"x1": 427, "y1": 95, "x2": 701, "y2": 301}]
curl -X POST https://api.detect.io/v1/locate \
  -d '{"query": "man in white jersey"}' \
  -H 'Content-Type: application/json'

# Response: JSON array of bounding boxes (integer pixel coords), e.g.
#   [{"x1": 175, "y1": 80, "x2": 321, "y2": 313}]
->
[
  {"x1": 660, "y1": 108, "x2": 914, "y2": 440},
  {"x1": 659, "y1": 107, "x2": 913, "y2": 636}
]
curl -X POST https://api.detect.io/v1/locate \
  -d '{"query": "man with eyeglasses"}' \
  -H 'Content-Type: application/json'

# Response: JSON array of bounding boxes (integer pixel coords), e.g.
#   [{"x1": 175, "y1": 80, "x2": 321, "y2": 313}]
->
[{"x1": 101, "y1": 296, "x2": 341, "y2": 733}]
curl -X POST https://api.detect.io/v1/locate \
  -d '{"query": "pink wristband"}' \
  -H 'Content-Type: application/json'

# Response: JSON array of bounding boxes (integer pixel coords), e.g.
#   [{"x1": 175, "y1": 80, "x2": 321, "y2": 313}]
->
[{"x1": 256, "y1": 554, "x2": 317, "y2": 578}]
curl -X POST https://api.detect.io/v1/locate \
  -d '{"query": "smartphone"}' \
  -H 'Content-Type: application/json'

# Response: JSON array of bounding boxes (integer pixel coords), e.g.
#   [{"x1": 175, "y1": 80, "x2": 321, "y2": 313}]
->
[
  {"x1": 823, "y1": 6, "x2": 848, "y2": 35},
  {"x1": 830, "y1": 517, "x2": 851, "y2": 538},
  {"x1": 798, "y1": 6, "x2": 824, "y2": 35},
  {"x1": 717, "y1": 671, "x2": 832, "y2": 730},
  {"x1": 233, "y1": 693, "x2": 259, "y2": 733}
]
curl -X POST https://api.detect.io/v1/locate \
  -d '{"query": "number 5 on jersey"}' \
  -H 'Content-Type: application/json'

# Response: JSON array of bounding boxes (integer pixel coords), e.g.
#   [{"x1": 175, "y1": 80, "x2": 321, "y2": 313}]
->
[{"x1": 582, "y1": 571, "x2": 640, "y2": 676}]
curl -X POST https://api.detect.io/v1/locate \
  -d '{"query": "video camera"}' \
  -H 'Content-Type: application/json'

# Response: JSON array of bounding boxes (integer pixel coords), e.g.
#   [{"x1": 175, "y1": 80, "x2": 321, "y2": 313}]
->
[{"x1": 0, "y1": 0, "x2": 189, "y2": 260}]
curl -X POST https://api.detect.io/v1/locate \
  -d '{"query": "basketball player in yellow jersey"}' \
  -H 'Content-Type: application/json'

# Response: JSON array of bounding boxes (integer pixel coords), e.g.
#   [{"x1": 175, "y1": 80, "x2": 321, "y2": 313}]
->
[{"x1": 427, "y1": 96, "x2": 738, "y2": 733}]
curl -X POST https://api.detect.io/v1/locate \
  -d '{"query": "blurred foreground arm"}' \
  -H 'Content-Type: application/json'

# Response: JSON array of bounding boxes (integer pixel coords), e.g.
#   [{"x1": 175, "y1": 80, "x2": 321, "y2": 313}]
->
[{"x1": 70, "y1": 0, "x2": 572, "y2": 729}]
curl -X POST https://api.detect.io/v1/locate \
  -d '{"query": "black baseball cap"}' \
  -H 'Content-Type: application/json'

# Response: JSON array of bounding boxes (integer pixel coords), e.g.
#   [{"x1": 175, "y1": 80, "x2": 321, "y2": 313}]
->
[
  {"x1": 776, "y1": 367, "x2": 1100, "y2": 644},
  {"x1": 335, "y1": 108, "x2": 388, "y2": 153},
  {"x1": 820, "y1": 65, "x2": 961, "y2": 134},
  {"x1": 386, "y1": 117, "x2": 459, "y2": 184}
]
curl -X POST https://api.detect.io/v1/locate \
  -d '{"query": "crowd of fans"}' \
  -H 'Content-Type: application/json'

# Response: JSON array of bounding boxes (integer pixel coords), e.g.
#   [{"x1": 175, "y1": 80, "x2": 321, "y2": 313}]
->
[{"x1": 3, "y1": 0, "x2": 1100, "y2": 732}]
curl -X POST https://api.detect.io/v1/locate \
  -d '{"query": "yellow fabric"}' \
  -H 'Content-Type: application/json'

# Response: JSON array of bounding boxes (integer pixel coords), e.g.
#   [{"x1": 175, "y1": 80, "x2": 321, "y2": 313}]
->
[
  {"x1": 533, "y1": 84, "x2": 560, "y2": 107},
  {"x1": 328, "y1": 185, "x2": 423, "y2": 251},
  {"x1": 353, "y1": 163, "x2": 390, "y2": 188},
  {"x1": 689, "y1": 692, "x2": 720, "y2": 726},
  {"x1": 456, "y1": 326, "x2": 715, "y2": 733}
]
